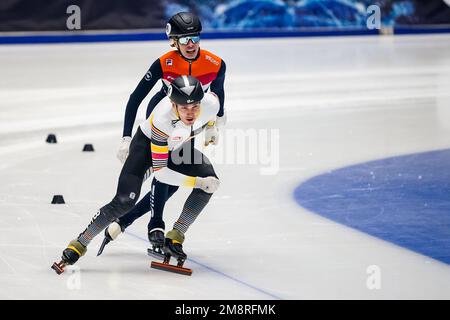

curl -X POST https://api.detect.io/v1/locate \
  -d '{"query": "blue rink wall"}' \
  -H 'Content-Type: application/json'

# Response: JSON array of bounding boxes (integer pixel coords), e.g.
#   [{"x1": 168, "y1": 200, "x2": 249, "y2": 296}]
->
[
  {"x1": 0, "y1": 29, "x2": 379, "y2": 44},
  {"x1": 294, "y1": 149, "x2": 450, "y2": 265},
  {"x1": 1, "y1": 27, "x2": 450, "y2": 45}
]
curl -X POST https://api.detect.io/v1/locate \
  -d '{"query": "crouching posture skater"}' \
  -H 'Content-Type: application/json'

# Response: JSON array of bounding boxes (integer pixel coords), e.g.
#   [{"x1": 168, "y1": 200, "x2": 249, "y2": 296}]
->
[{"x1": 52, "y1": 75, "x2": 221, "y2": 274}]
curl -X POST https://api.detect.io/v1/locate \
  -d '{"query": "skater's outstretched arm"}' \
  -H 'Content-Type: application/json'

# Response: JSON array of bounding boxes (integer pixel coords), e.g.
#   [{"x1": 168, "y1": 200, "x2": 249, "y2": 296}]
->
[
  {"x1": 210, "y1": 60, "x2": 226, "y2": 117},
  {"x1": 122, "y1": 60, "x2": 163, "y2": 137},
  {"x1": 117, "y1": 60, "x2": 164, "y2": 164}
]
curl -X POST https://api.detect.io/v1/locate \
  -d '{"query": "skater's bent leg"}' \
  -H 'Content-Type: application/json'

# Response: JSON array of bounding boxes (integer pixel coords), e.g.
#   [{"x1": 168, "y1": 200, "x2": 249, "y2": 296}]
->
[
  {"x1": 77, "y1": 128, "x2": 151, "y2": 247},
  {"x1": 171, "y1": 151, "x2": 218, "y2": 235},
  {"x1": 167, "y1": 185, "x2": 179, "y2": 199},
  {"x1": 78, "y1": 173, "x2": 143, "y2": 247},
  {"x1": 173, "y1": 189, "x2": 212, "y2": 234},
  {"x1": 120, "y1": 180, "x2": 179, "y2": 231},
  {"x1": 148, "y1": 179, "x2": 179, "y2": 231},
  {"x1": 158, "y1": 149, "x2": 217, "y2": 261},
  {"x1": 118, "y1": 192, "x2": 151, "y2": 229}
]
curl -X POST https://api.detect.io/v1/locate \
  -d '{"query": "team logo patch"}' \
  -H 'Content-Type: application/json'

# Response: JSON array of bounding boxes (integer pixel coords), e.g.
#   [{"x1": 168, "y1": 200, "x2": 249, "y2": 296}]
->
[
  {"x1": 166, "y1": 59, "x2": 173, "y2": 66},
  {"x1": 205, "y1": 55, "x2": 219, "y2": 66},
  {"x1": 144, "y1": 70, "x2": 152, "y2": 81}
]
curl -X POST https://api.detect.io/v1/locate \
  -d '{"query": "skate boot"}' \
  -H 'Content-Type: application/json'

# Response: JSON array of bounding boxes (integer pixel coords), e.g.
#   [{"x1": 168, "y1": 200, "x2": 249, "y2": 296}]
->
[
  {"x1": 150, "y1": 229, "x2": 192, "y2": 276},
  {"x1": 164, "y1": 229, "x2": 187, "y2": 261},
  {"x1": 97, "y1": 221, "x2": 123, "y2": 256},
  {"x1": 147, "y1": 228, "x2": 165, "y2": 259},
  {"x1": 51, "y1": 239, "x2": 87, "y2": 275}
]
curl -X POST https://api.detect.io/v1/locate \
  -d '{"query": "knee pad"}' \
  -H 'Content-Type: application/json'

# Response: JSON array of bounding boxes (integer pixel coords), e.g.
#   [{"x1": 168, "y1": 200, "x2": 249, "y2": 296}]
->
[
  {"x1": 100, "y1": 192, "x2": 138, "y2": 221},
  {"x1": 116, "y1": 192, "x2": 137, "y2": 210}
]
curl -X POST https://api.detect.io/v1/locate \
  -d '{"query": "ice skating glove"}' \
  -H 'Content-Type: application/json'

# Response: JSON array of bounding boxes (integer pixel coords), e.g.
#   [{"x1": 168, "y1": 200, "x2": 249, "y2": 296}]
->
[
  {"x1": 117, "y1": 136, "x2": 132, "y2": 163},
  {"x1": 195, "y1": 176, "x2": 220, "y2": 193},
  {"x1": 205, "y1": 114, "x2": 226, "y2": 146},
  {"x1": 204, "y1": 122, "x2": 219, "y2": 146}
]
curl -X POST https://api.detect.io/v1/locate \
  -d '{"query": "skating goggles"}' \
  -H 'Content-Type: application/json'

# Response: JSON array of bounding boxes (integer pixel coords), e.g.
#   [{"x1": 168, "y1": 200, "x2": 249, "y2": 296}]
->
[{"x1": 177, "y1": 35, "x2": 200, "y2": 45}]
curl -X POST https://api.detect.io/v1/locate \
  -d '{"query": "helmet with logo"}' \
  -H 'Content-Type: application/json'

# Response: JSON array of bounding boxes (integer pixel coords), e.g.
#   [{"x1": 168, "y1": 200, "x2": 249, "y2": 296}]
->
[
  {"x1": 166, "y1": 12, "x2": 202, "y2": 39},
  {"x1": 167, "y1": 75, "x2": 204, "y2": 105}
]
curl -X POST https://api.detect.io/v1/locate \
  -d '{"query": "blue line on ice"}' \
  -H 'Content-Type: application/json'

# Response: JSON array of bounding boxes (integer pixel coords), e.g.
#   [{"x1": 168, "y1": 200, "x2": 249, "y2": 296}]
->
[{"x1": 125, "y1": 231, "x2": 283, "y2": 300}]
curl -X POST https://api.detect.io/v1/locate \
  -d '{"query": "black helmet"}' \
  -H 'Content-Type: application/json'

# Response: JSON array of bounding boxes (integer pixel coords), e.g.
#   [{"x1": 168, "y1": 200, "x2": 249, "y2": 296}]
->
[
  {"x1": 168, "y1": 75, "x2": 204, "y2": 105},
  {"x1": 166, "y1": 12, "x2": 202, "y2": 38}
]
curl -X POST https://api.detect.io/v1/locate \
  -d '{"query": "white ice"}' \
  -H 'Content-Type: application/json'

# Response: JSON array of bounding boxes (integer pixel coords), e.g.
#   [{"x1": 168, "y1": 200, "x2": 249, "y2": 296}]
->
[{"x1": 0, "y1": 34, "x2": 450, "y2": 299}]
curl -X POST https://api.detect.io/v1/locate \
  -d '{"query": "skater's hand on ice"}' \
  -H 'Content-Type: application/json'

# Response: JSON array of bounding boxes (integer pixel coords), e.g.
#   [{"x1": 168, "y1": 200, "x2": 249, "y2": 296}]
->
[
  {"x1": 204, "y1": 123, "x2": 219, "y2": 146},
  {"x1": 117, "y1": 136, "x2": 132, "y2": 163},
  {"x1": 195, "y1": 176, "x2": 220, "y2": 193}
]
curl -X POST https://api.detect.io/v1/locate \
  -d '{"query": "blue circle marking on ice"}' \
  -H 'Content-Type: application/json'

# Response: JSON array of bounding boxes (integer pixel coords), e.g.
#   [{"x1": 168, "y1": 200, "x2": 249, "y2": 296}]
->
[{"x1": 294, "y1": 148, "x2": 450, "y2": 265}]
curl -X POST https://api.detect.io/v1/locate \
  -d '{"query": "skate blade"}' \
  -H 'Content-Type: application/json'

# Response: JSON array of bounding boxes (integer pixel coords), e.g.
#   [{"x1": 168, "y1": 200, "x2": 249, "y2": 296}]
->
[
  {"x1": 51, "y1": 261, "x2": 65, "y2": 275},
  {"x1": 151, "y1": 261, "x2": 192, "y2": 276},
  {"x1": 147, "y1": 248, "x2": 165, "y2": 260},
  {"x1": 97, "y1": 237, "x2": 110, "y2": 256}
]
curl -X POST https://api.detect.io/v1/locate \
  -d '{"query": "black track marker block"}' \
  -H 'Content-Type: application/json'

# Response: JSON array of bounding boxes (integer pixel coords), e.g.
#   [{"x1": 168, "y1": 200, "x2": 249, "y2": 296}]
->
[
  {"x1": 82, "y1": 144, "x2": 94, "y2": 152},
  {"x1": 46, "y1": 134, "x2": 57, "y2": 143},
  {"x1": 51, "y1": 195, "x2": 65, "y2": 204}
]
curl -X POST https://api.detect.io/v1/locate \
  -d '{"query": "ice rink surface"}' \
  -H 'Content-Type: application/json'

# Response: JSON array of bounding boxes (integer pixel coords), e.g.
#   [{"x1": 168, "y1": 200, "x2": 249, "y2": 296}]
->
[{"x1": 0, "y1": 34, "x2": 450, "y2": 299}]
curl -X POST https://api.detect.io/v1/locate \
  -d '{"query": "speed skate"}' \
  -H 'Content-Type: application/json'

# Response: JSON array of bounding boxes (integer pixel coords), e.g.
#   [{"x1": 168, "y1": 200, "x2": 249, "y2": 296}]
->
[
  {"x1": 151, "y1": 253, "x2": 192, "y2": 276},
  {"x1": 51, "y1": 260, "x2": 68, "y2": 275}
]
